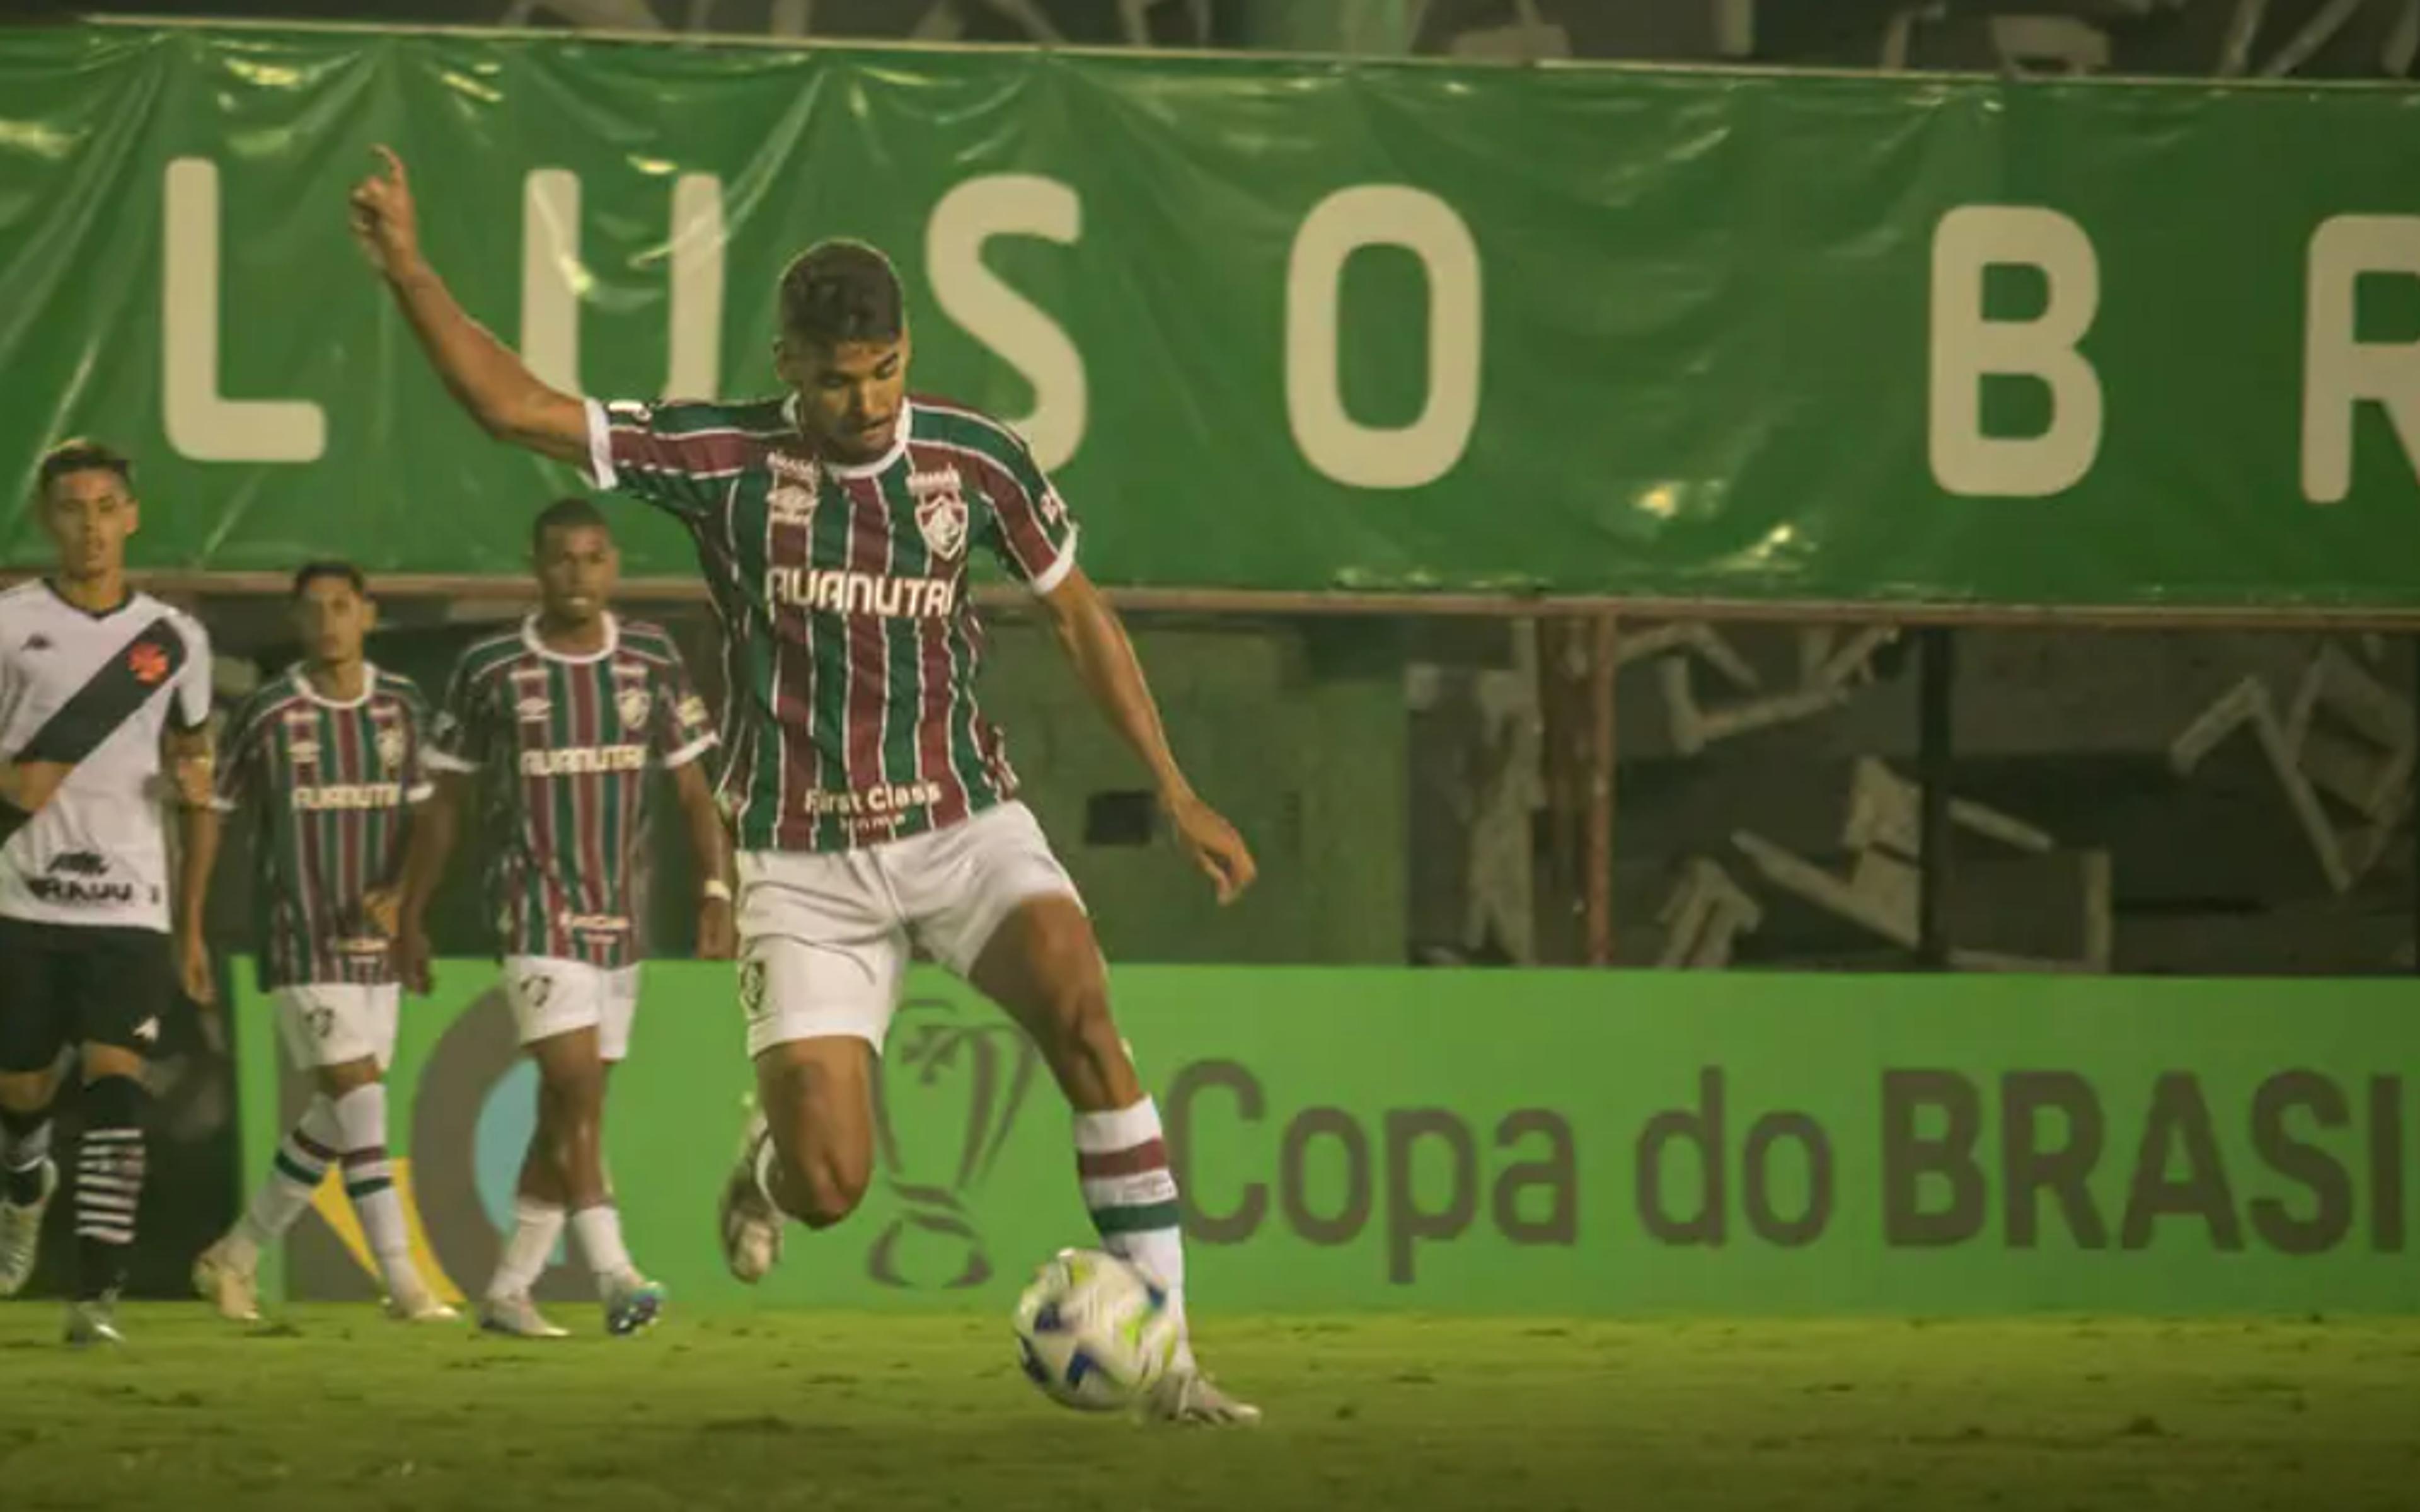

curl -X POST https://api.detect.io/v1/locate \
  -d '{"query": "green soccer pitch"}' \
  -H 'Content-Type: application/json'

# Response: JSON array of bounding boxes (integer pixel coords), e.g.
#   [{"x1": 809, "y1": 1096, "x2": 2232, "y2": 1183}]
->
[{"x1": 1, "y1": 1307, "x2": 2412, "y2": 1511}]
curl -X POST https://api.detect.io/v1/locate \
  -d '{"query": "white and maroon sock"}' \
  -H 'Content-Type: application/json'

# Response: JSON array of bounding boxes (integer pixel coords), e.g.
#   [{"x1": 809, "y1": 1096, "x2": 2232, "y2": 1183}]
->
[{"x1": 1073, "y1": 1097, "x2": 1194, "y2": 1372}]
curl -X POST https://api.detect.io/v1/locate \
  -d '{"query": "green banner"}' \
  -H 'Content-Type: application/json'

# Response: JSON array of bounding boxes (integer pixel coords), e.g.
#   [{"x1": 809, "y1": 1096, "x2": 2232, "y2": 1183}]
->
[
  {"x1": 238, "y1": 960, "x2": 2420, "y2": 1315},
  {"x1": 14, "y1": 26, "x2": 2420, "y2": 607}
]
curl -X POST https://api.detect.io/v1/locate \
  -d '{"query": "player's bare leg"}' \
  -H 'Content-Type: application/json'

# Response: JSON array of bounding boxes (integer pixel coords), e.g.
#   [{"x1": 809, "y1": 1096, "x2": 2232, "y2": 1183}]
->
[
  {"x1": 487, "y1": 1028, "x2": 658, "y2": 1337},
  {"x1": 478, "y1": 1129, "x2": 570, "y2": 1339},
  {"x1": 193, "y1": 1060, "x2": 355, "y2": 1323},
  {"x1": 969, "y1": 895, "x2": 1258, "y2": 1426},
  {"x1": 720, "y1": 1036, "x2": 876, "y2": 1281},
  {"x1": 481, "y1": 1043, "x2": 579, "y2": 1338},
  {"x1": 0, "y1": 1065, "x2": 62, "y2": 1298}
]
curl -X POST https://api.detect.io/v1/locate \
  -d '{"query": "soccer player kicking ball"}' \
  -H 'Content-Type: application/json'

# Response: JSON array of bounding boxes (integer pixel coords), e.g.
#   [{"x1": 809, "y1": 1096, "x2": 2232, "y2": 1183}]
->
[
  {"x1": 0, "y1": 440, "x2": 217, "y2": 1345},
  {"x1": 190, "y1": 562, "x2": 457, "y2": 1324},
  {"x1": 352, "y1": 149, "x2": 1262, "y2": 1423},
  {"x1": 393, "y1": 499, "x2": 729, "y2": 1339}
]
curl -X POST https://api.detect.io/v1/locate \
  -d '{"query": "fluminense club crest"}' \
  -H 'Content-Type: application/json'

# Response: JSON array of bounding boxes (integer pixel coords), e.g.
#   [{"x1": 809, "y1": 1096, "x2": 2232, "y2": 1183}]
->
[
  {"x1": 282, "y1": 708, "x2": 318, "y2": 768},
  {"x1": 1039, "y1": 484, "x2": 1071, "y2": 531},
  {"x1": 908, "y1": 467, "x2": 968, "y2": 561},
  {"x1": 768, "y1": 452, "x2": 820, "y2": 525},
  {"x1": 375, "y1": 724, "x2": 407, "y2": 769},
  {"x1": 616, "y1": 686, "x2": 652, "y2": 729}
]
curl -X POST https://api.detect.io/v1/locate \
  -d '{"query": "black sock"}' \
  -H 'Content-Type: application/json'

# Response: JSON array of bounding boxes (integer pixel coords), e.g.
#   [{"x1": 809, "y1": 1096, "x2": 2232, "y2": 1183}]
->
[
  {"x1": 0, "y1": 1105, "x2": 53, "y2": 1205},
  {"x1": 72, "y1": 1077, "x2": 146, "y2": 1303}
]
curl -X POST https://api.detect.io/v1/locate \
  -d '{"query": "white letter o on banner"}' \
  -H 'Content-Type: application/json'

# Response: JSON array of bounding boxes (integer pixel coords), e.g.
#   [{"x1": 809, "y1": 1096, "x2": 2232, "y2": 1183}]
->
[{"x1": 1286, "y1": 185, "x2": 1483, "y2": 490}]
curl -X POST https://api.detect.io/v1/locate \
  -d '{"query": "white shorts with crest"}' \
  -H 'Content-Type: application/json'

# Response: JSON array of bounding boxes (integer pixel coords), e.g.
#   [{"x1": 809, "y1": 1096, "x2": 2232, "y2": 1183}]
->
[
  {"x1": 735, "y1": 801, "x2": 1081, "y2": 1056},
  {"x1": 502, "y1": 956, "x2": 642, "y2": 1062}
]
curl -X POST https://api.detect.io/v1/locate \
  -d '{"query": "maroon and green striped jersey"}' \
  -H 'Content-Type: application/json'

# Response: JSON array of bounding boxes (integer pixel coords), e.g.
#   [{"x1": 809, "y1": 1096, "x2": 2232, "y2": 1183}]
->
[
  {"x1": 581, "y1": 393, "x2": 1078, "y2": 854},
  {"x1": 427, "y1": 616, "x2": 715, "y2": 967},
  {"x1": 214, "y1": 665, "x2": 433, "y2": 991}
]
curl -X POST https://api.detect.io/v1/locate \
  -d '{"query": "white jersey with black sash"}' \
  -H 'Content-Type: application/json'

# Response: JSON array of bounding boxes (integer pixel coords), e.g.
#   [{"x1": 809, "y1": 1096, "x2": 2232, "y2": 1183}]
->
[{"x1": 0, "y1": 581, "x2": 213, "y2": 933}]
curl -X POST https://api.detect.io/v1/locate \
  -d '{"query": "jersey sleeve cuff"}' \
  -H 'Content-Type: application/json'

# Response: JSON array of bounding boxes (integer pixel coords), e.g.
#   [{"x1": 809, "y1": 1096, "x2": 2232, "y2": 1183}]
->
[
  {"x1": 405, "y1": 781, "x2": 437, "y2": 804},
  {"x1": 207, "y1": 795, "x2": 238, "y2": 814},
  {"x1": 582, "y1": 399, "x2": 618, "y2": 491},
  {"x1": 1027, "y1": 528, "x2": 1079, "y2": 597},
  {"x1": 424, "y1": 749, "x2": 478, "y2": 775},
  {"x1": 662, "y1": 733, "x2": 718, "y2": 770}
]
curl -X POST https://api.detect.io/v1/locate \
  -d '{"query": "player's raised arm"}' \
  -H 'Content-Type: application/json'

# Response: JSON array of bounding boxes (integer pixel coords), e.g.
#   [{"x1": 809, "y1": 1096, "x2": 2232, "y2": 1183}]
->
[
  {"x1": 350, "y1": 147, "x2": 589, "y2": 468},
  {"x1": 1034, "y1": 564, "x2": 1256, "y2": 905}
]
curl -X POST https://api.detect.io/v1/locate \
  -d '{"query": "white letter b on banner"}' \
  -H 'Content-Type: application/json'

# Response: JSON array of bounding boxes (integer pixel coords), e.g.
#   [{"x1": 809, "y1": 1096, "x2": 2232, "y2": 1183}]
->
[{"x1": 1928, "y1": 205, "x2": 2102, "y2": 498}]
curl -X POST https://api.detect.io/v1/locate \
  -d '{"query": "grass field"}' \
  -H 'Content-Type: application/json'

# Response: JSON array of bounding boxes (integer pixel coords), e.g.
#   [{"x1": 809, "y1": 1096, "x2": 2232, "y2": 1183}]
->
[{"x1": 2, "y1": 1305, "x2": 2417, "y2": 1512}]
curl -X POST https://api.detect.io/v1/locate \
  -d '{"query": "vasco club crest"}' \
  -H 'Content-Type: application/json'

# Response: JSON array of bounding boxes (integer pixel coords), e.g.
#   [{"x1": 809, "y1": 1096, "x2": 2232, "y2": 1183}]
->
[{"x1": 908, "y1": 468, "x2": 969, "y2": 561}]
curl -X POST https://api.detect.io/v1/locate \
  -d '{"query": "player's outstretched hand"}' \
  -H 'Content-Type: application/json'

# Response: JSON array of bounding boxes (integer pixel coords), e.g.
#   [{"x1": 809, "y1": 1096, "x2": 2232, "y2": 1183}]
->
[
  {"x1": 176, "y1": 930, "x2": 217, "y2": 1008},
  {"x1": 1165, "y1": 790, "x2": 1255, "y2": 905},
  {"x1": 349, "y1": 145, "x2": 422, "y2": 278}
]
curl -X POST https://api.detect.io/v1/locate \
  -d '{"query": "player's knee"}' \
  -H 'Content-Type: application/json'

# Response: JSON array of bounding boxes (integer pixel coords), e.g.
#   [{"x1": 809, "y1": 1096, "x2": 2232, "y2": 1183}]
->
[
  {"x1": 316, "y1": 1058, "x2": 381, "y2": 1098},
  {"x1": 0, "y1": 1070, "x2": 54, "y2": 1115},
  {"x1": 536, "y1": 1057, "x2": 606, "y2": 1116},
  {"x1": 543, "y1": 1095, "x2": 601, "y2": 1152},
  {"x1": 1028, "y1": 973, "x2": 1139, "y2": 1109},
  {"x1": 1037, "y1": 976, "x2": 1120, "y2": 1067},
  {"x1": 531, "y1": 1079, "x2": 600, "y2": 1155},
  {"x1": 1013, "y1": 919, "x2": 1107, "y2": 1036},
  {"x1": 81, "y1": 1043, "x2": 145, "y2": 1085},
  {"x1": 781, "y1": 1150, "x2": 868, "y2": 1230}
]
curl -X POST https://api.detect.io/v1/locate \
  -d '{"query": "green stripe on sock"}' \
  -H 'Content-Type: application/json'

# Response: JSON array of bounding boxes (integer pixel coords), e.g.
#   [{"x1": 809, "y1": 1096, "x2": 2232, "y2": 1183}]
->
[
  {"x1": 274, "y1": 1152, "x2": 322, "y2": 1187},
  {"x1": 345, "y1": 1176, "x2": 395, "y2": 1199},
  {"x1": 1090, "y1": 1200, "x2": 1182, "y2": 1237}
]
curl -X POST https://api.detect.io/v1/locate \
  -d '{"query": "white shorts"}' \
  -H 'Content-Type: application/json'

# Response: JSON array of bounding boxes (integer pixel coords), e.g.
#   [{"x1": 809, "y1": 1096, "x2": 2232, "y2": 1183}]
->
[
  {"x1": 273, "y1": 982, "x2": 401, "y2": 1072},
  {"x1": 737, "y1": 801, "x2": 1081, "y2": 1056},
  {"x1": 502, "y1": 956, "x2": 642, "y2": 1062}
]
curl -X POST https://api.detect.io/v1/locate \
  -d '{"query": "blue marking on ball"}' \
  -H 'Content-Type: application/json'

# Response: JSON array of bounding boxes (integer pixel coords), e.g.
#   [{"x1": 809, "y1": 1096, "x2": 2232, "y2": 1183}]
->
[{"x1": 1017, "y1": 1336, "x2": 1050, "y2": 1385}]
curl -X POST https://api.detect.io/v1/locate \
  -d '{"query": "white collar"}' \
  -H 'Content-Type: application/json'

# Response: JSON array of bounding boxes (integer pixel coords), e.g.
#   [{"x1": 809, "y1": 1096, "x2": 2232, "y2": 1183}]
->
[
  {"x1": 782, "y1": 393, "x2": 913, "y2": 479},
  {"x1": 521, "y1": 612, "x2": 618, "y2": 665},
  {"x1": 294, "y1": 662, "x2": 377, "y2": 711}
]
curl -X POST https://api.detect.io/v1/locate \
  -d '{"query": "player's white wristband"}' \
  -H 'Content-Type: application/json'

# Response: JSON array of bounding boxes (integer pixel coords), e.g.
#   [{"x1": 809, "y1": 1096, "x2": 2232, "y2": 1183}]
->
[{"x1": 701, "y1": 879, "x2": 734, "y2": 903}]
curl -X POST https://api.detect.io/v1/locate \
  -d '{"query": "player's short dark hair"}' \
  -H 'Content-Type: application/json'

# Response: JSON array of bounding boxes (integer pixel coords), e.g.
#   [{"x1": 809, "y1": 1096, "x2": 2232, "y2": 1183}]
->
[
  {"x1": 778, "y1": 240, "x2": 904, "y2": 348},
  {"x1": 291, "y1": 560, "x2": 367, "y2": 599},
  {"x1": 37, "y1": 438, "x2": 133, "y2": 495},
  {"x1": 532, "y1": 496, "x2": 611, "y2": 554}
]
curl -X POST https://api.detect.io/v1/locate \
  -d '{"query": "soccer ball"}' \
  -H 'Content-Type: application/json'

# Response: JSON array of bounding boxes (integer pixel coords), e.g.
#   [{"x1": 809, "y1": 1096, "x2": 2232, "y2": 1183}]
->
[{"x1": 1011, "y1": 1248, "x2": 1178, "y2": 1411}]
